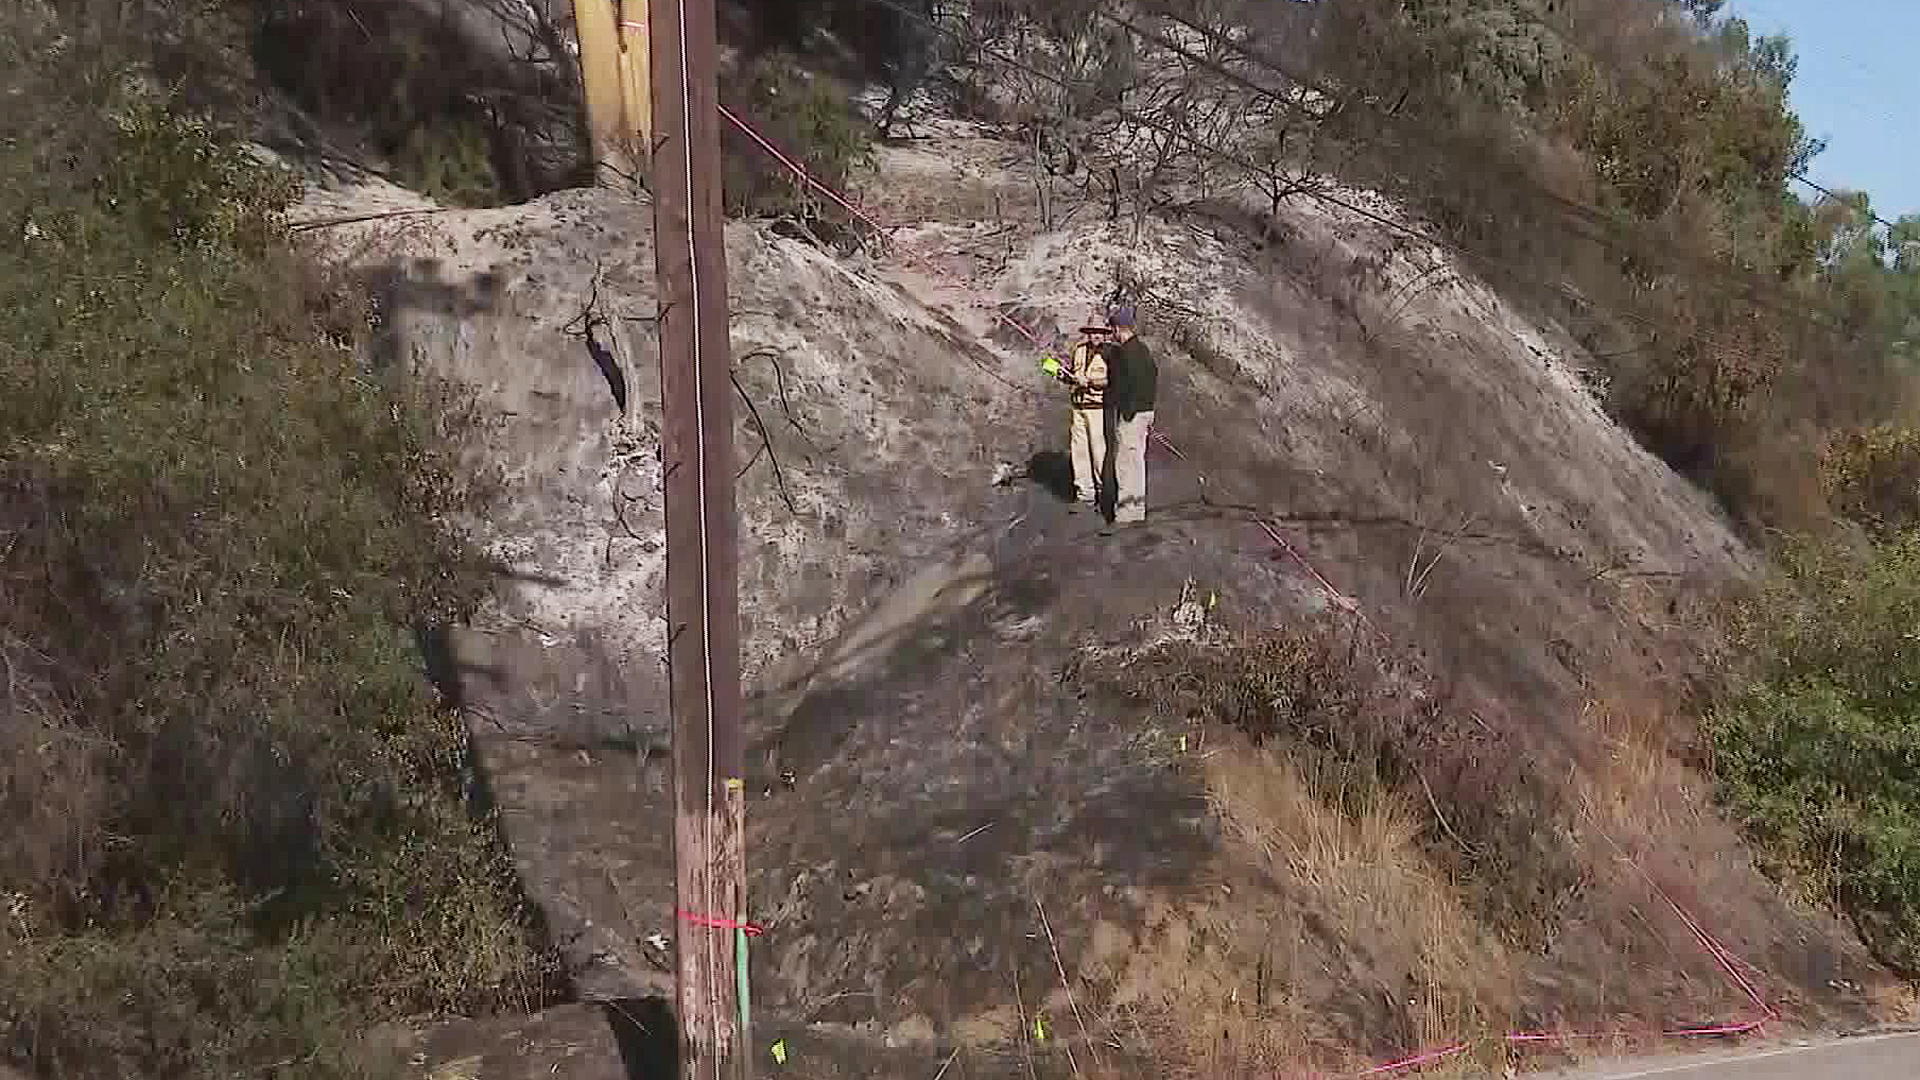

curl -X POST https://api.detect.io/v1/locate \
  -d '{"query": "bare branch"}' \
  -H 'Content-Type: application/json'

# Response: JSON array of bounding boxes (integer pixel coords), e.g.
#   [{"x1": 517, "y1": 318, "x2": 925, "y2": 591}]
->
[
  {"x1": 731, "y1": 372, "x2": 800, "y2": 516},
  {"x1": 736, "y1": 347, "x2": 832, "y2": 458}
]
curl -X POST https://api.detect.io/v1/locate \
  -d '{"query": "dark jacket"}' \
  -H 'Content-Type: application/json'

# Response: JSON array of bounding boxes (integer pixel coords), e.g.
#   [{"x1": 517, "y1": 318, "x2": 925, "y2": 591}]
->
[{"x1": 1105, "y1": 335, "x2": 1157, "y2": 419}]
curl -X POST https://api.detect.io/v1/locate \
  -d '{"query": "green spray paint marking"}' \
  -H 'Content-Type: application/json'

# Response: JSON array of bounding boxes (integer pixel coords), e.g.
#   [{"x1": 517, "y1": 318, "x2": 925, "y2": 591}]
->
[{"x1": 737, "y1": 926, "x2": 752, "y2": 1033}]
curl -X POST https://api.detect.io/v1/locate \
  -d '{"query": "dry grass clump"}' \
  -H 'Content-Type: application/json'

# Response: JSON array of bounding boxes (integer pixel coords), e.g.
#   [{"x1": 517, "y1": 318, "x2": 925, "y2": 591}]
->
[
  {"x1": 1573, "y1": 683, "x2": 1707, "y2": 847},
  {"x1": 1209, "y1": 744, "x2": 1515, "y2": 1071},
  {"x1": 1074, "y1": 740, "x2": 1516, "y2": 1079},
  {"x1": 1080, "y1": 619, "x2": 1538, "y2": 1076}
]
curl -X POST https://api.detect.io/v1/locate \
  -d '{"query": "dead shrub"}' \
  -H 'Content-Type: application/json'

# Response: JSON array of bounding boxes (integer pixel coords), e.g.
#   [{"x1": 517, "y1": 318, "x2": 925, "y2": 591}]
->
[
  {"x1": 1712, "y1": 419, "x2": 1835, "y2": 536},
  {"x1": 1606, "y1": 291, "x2": 1789, "y2": 479},
  {"x1": 1110, "y1": 620, "x2": 1587, "y2": 951},
  {"x1": 1818, "y1": 424, "x2": 1920, "y2": 536},
  {"x1": 1087, "y1": 624, "x2": 1519, "y2": 1073},
  {"x1": 1086, "y1": 619, "x2": 1606, "y2": 1070}
]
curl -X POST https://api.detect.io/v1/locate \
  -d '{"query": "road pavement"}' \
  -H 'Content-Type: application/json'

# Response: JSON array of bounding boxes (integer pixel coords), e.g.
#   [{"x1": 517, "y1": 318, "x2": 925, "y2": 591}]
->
[{"x1": 1528, "y1": 1030, "x2": 1919, "y2": 1079}]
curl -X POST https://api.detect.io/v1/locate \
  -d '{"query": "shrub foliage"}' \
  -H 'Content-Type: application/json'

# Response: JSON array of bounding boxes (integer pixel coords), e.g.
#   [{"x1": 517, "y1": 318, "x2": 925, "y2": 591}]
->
[
  {"x1": 723, "y1": 54, "x2": 878, "y2": 231},
  {"x1": 0, "y1": 19, "x2": 555, "y2": 1079},
  {"x1": 1709, "y1": 534, "x2": 1920, "y2": 974}
]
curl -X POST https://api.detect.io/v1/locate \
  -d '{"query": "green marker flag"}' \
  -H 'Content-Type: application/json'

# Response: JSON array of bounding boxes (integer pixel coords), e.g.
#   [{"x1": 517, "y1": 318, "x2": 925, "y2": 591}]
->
[
  {"x1": 1040, "y1": 355, "x2": 1062, "y2": 378},
  {"x1": 737, "y1": 926, "x2": 752, "y2": 1034}
]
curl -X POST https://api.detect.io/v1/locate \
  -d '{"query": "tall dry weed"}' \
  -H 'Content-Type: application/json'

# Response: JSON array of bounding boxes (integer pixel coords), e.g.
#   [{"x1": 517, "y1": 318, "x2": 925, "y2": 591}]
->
[
  {"x1": 1210, "y1": 745, "x2": 1515, "y2": 1043},
  {"x1": 1093, "y1": 740, "x2": 1513, "y2": 1079},
  {"x1": 1574, "y1": 688, "x2": 1703, "y2": 845}
]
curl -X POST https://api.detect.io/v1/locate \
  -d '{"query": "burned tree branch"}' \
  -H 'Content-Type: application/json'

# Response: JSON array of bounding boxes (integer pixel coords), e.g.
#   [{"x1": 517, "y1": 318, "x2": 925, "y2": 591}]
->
[
  {"x1": 735, "y1": 347, "x2": 832, "y2": 458},
  {"x1": 731, "y1": 372, "x2": 800, "y2": 515}
]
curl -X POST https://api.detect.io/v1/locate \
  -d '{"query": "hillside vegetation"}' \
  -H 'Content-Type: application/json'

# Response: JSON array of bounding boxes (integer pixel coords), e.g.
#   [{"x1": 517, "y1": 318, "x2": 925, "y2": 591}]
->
[
  {"x1": 766, "y1": 0, "x2": 1920, "y2": 529},
  {"x1": 0, "y1": 11, "x2": 557, "y2": 1078}
]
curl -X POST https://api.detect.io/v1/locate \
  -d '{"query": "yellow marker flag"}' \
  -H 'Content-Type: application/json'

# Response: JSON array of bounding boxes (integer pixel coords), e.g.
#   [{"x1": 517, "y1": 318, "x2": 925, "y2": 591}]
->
[
  {"x1": 1034, "y1": 1015, "x2": 1049, "y2": 1042},
  {"x1": 770, "y1": 1039, "x2": 788, "y2": 1065}
]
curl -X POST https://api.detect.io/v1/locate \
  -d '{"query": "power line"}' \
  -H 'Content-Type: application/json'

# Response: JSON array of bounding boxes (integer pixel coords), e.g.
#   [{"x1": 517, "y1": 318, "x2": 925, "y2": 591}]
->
[
  {"x1": 860, "y1": 0, "x2": 1846, "y2": 336},
  {"x1": 1116, "y1": 2, "x2": 1875, "y2": 329},
  {"x1": 1790, "y1": 172, "x2": 1906, "y2": 232},
  {"x1": 1467, "y1": 0, "x2": 1906, "y2": 233}
]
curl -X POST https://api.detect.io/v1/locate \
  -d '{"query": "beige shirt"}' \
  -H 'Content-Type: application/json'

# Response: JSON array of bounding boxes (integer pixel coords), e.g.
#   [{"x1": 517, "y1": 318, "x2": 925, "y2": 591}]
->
[{"x1": 1069, "y1": 340, "x2": 1108, "y2": 408}]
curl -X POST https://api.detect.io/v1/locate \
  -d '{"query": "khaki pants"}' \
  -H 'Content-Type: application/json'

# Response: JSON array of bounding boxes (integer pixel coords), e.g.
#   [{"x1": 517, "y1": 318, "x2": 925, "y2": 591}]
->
[
  {"x1": 1113, "y1": 410, "x2": 1154, "y2": 523},
  {"x1": 1069, "y1": 407, "x2": 1107, "y2": 505}
]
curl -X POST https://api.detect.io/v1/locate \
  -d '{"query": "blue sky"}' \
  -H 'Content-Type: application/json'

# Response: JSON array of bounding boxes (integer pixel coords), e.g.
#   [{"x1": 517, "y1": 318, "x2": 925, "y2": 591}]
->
[{"x1": 1728, "y1": 0, "x2": 1918, "y2": 221}]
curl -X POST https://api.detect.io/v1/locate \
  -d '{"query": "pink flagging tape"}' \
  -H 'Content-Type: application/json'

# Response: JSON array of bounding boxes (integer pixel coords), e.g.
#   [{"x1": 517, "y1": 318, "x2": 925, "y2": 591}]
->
[
  {"x1": 1352, "y1": 1043, "x2": 1470, "y2": 1076},
  {"x1": 677, "y1": 908, "x2": 766, "y2": 936},
  {"x1": 1606, "y1": 836, "x2": 1776, "y2": 1020},
  {"x1": 719, "y1": 106, "x2": 1046, "y2": 352},
  {"x1": 716, "y1": 100, "x2": 1783, "y2": 1079},
  {"x1": 1256, "y1": 517, "x2": 1360, "y2": 614},
  {"x1": 720, "y1": 103, "x2": 889, "y2": 236}
]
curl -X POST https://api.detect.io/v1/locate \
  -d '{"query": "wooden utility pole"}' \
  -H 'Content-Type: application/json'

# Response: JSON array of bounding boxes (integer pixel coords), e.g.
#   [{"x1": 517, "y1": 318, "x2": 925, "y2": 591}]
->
[
  {"x1": 572, "y1": 0, "x2": 627, "y2": 176},
  {"x1": 649, "y1": 0, "x2": 747, "y2": 1077},
  {"x1": 573, "y1": 0, "x2": 653, "y2": 181},
  {"x1": 618, "y1": 3, "x2": 653, "y2": 157}
]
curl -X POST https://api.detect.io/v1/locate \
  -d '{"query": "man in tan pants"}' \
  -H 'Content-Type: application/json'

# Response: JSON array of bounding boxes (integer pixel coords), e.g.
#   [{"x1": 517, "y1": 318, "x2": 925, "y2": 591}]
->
[
  {"x1": 1104, "y1": 304, "x2": 1156, "y2": 524},
  {"x1": 1061, "y1": 322, "x2": 1111, "y2": 512}
]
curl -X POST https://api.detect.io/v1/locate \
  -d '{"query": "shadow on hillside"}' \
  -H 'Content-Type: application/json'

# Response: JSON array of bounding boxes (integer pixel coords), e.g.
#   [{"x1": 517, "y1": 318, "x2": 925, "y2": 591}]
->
[
  {"x1": 583, "y1": 329, "x2": 629, "y2": 413},
  {"x1": 351, "y1": 259, "x2": 509, "y2": 375},
  {"x1": 1026, "y1": 449, "x2": 1074, "y2": 502},
  {"x1": 760, "y1": 553, "x2": 1007, "y2": 784},
  {"x1": 604, "y1": 997, "x2": 678, "y2": 1079},
  {"x1": 416, "y1": 623, "x2": 481, "y2": 712}
]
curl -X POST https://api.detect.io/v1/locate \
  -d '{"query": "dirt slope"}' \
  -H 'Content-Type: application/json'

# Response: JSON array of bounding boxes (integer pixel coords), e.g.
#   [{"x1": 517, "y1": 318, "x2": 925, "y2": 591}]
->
[{"x1": 304, "y1": 122, "x2": 1899, "y2": 1076}]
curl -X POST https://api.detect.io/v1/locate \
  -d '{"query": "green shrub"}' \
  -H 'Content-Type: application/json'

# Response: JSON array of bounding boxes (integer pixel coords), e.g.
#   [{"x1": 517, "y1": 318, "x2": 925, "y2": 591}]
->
[
  {"x1": 723, "y1": 54, "x2": 876, "y2": 232},
  {"x1": 395, "y1": 116, "x2": 506, "y2": 209},
  {"x1": 251, "y1": 0, "x2": 538, "y2": 205},
  {"x1": 1, "y1": 29, "x2": 555, "y2": 1079},
  {"x1": 1708, "y1": 533, "x2": 1920, "y2": 973}
]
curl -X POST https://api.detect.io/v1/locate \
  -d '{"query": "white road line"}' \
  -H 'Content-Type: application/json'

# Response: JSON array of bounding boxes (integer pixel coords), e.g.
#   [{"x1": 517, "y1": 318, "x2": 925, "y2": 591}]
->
[{"x1": 1577, "y1": 1031, "x2": 1919, "y2": 1080}]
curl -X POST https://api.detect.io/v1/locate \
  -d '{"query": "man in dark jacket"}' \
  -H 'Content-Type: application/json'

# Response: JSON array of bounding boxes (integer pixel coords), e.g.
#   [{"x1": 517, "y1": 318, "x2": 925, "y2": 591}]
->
[{"x1": 1103, "y1": 304, "x2": 1156, "y2": 524}]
